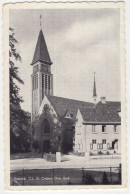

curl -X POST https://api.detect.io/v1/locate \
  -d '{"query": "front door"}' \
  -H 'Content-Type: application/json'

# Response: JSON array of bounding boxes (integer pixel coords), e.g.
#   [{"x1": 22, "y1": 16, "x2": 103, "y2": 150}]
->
[
  {"x1": 43, "y1": 140, "x2": 50, "y2": 153},
  {"x1": 112, "y1": 139, "x2": 118, "y2": 149}
]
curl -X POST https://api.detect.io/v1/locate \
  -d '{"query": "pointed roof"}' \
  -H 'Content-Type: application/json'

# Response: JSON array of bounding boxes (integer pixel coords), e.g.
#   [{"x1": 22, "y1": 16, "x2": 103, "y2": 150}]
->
[
  {"x1": 93, "y1": 73, "x2": 97, "y2": 97},
  {"x1": 31, "y1": 30, "x2": 52, "y2": 65},
  {"x1": 46, "y1": 95, "x2": 94, "y2": 120}
]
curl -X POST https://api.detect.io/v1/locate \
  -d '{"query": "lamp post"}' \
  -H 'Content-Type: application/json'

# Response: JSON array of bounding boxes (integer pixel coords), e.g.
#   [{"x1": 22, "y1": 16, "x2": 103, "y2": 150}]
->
[{"x1": 56, "y1": 135, "x2": 61, "y2": 163}]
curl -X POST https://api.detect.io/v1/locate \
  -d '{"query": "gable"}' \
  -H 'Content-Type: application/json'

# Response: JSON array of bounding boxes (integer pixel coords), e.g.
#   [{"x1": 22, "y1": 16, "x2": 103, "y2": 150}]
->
[
  {"x1": 47, "y1": 95, "x2": 94, "y2": 120},
  {"x1": 76, "y1": 109, "x2": 84, "y2": 125},
  {"x1": 64, "y1": 110, "x2": 72, "y2": 119},
  {"x1": 38, "y1": 95, "x2": 57, "y2": 117}
]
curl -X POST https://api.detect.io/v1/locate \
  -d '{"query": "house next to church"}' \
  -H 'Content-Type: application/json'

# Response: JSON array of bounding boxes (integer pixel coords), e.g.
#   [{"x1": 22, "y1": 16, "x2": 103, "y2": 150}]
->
[{"x1": 31, "y1": 27, "x2": 121, "y2": 155}]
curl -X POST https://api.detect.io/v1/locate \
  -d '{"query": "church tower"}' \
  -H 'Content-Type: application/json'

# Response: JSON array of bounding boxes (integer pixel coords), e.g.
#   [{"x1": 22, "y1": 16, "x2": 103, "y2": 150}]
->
[{"x1": 31, "y1": 26, "x2": 53, "y2": 121}]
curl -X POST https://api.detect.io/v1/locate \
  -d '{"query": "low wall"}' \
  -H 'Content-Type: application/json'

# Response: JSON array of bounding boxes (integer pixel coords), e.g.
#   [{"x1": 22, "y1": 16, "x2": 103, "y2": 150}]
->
[{"x1": 90, "y1": 154, "x2": 121, "y2": 160}]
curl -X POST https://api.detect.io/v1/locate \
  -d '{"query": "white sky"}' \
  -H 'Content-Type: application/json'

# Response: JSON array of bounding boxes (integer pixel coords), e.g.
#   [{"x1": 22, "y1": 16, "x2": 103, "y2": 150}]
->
[{"x1": 10, "y1": 9, "x2": 120, "y2": 112}]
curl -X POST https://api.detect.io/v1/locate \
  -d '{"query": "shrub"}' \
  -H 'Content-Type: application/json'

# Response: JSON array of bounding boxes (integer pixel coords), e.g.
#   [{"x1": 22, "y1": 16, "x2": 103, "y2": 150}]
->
[
  {"x1": 106, "y1": 151, "x2": 110, "y2": 155},
  {"x1": 118, "y1": 164, "x2": 122, "y2": 184},
  {"x1": 97, "y1": 151, "x2": 103, "y2": 155},
  {"x1": 89, "y1": 151, "x2": 93, "y2": 156},
  {"x1": 44, "y1": 153, "x2": 56, "y2": 162},
  {"x1": 73, "y1": 150, "x2": 85, "y2": 156},
  {"x1": 83, "y1": 172, "x2": 96, "y2": 184},
  {"x1": 102, "y1": 172, "x2": 109, "y2": 184},
  {"x1": 32, "y1": 140, "x2": 40, "y2": 152}
]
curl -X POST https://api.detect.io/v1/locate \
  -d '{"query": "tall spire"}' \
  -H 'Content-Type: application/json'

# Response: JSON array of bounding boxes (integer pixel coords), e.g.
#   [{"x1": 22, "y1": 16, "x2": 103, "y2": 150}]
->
[
  {"x1": 93, "y1": 72, "x2": 97, "y2": 103},
  {"x1": 31, "y1": 20, "x2": 52, "y2": 65}
]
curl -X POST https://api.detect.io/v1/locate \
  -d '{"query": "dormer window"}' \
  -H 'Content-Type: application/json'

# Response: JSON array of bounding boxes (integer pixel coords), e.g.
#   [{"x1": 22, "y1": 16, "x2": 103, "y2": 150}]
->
[{"x1": 64, "y1": 110, "x2": 72, "y2": 119}]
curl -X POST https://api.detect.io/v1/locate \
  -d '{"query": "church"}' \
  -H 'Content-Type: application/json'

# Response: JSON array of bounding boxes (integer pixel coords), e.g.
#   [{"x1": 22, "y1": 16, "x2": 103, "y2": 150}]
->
[{"x1": 31, "y1": 27, "x2": 121, "y2": 156}]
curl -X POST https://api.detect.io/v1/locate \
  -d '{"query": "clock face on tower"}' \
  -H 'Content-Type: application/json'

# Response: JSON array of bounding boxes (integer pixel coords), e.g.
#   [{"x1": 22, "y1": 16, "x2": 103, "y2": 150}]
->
[{"x1": 41, "y1": 65, "x2": 48, "y2": 72}]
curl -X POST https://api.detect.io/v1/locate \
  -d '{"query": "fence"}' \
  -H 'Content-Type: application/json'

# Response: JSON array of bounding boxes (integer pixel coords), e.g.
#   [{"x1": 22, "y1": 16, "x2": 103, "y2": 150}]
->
[{"x1": 10, "y1": 165, "x2": 121, "y2": 186}]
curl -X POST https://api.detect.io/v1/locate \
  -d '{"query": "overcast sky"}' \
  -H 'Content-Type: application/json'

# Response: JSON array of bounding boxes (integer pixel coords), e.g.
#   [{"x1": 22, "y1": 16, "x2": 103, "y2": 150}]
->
[{"x1": 10, "y1": 9, "x2": 120, "y2": 112}]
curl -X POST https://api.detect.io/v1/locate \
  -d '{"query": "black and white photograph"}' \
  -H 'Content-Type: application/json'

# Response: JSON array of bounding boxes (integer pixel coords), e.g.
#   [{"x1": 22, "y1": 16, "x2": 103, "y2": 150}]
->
[{"x1": 3, "y1": 2, "x2": 126, "y2": 188}]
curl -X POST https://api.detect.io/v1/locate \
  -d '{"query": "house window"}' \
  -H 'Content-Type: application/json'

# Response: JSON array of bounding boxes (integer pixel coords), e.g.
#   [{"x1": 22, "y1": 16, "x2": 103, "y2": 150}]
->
[
  {"x1": 107, "y1": 143, "x2": 110, "y2": 149},
  {"x1": 97, "y1": 143, "x2": 100, "y2": 149},
  {"x1": 92, "y1": 125, "x2": 96, "y2": 133},
  {"x1": 114, "y1": 125, "x2": 118, "y2": 133},
  {"x1": 102, "y1": 125, "x2": 106, "y2": 133},
  {"x1": 78, "y1": 140, "x2": 80, "y2": 150},
  {"x1": 90, "y1": 143, "x2": 93, "y2": 150},
  {"x1": 80, "y1": 139, "x2": 83, "y2": 150},
  {"x1": 102, "y1": 139, "x2": 106, "y2": 144},
  {"x1": 92, "y1": 139, "x2": 96, "y2": 144},
  {"x1": 100, "y1": 143, "x2": 103, "y2": 149}
]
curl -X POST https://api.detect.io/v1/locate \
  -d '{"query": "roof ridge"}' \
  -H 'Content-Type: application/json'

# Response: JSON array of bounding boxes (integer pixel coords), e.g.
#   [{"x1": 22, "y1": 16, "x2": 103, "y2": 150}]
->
[
  {"x1": 106, "y1": 101, "x2": 121, "y2": 103},
  {"x1": 47, "y1": 95, "x2": 94, "y2": 105}
]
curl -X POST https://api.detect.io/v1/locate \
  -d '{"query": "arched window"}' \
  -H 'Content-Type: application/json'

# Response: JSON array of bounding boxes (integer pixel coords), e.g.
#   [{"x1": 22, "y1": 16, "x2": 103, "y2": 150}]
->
[{"x1": 42, "y1": 119, "x2": 50, "y2": 133}]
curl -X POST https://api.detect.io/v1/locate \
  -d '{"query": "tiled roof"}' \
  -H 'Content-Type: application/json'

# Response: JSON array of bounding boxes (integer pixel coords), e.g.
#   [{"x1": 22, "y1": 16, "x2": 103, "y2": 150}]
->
[
  {"x1": 47, "y1": 95, "x2": 94, "y2": 120},
  {"x1": 80, "y1": 101, "x2": 121, "y2": 123},
  {"x1": 31, "y1": 30, "x2": 52, "y2": 65}
]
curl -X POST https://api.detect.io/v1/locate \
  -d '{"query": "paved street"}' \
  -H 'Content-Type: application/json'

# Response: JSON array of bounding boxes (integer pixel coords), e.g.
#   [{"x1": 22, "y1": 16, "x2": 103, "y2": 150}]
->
[{"x1": 10, "y1": 154, "x2": 121, "y2": 172}]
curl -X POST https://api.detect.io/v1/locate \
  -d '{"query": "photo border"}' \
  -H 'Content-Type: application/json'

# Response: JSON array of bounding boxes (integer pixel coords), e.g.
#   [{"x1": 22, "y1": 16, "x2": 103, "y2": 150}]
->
[{"x1": 3, "y1": 1, "x2": 126, "y2": 190}]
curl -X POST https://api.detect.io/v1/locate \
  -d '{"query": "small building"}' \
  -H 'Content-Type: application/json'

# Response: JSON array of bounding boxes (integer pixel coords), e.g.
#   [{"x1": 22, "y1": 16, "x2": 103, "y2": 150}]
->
[{"x1": 74, "y1": 98, "x2": 121, "y2": 154}]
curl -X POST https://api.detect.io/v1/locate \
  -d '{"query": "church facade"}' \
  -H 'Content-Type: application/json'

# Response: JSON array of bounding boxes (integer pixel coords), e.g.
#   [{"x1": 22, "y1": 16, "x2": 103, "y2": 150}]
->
[{"x1": 31, "y1": 28, "x2": 121, "y2": 155}]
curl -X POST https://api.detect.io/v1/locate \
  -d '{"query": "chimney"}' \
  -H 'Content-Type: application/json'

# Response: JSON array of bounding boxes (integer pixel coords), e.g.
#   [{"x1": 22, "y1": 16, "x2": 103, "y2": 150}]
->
[{"x1": 101, "y1": 96, "x2": 106, "y2": 104}]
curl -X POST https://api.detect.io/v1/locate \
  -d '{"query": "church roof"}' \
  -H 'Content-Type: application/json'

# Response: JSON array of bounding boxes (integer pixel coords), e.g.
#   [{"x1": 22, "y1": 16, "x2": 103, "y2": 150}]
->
[
  {"x1": 39, "y1": 95, "x2": 121, "y2": 124},
  {"x1": 31, "y1": 30, "x2": 52, "y2": 65},
  {"x1": 80, "y1": 101, "x2": 121, "y2": 123},
  {"x1": 47, "y1": 95, "x2": 94, "y2": 120}
]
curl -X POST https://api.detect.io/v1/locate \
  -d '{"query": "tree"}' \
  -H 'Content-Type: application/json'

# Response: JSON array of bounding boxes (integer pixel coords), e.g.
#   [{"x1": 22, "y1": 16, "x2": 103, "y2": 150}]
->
[
  {"x1": 60, "y1": 118, "x2": 75, "y2": 154},
  {"x1": 83, "y1": 172, "x2": 96, "y2": 185},
  {"x1": 9, "y1": 27, "x2": 23, "y2": 106},
  {"x1": 9, "y1": 27, "x2": 31, "y2": 153}
]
